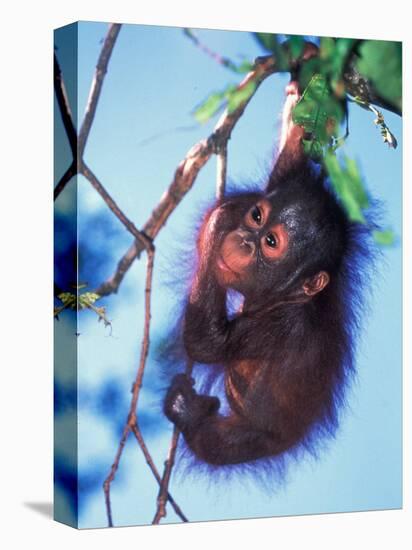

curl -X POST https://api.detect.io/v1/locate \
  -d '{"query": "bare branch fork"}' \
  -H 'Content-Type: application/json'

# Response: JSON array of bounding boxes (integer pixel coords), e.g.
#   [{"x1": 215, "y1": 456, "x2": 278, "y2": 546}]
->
[
  {"x1": 54, "y1": 23, "x2": 187, "y2": 526},
  {"x1": 54, "y1": 23, "x2": 122, "y2": 201}
]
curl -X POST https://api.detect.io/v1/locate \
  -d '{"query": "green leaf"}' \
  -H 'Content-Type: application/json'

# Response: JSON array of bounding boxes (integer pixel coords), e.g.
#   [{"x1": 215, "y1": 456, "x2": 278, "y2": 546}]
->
[
  {"x1": 57, "y1": 292, "x2": 77, "y2": 309},
  {"x1": 78, "y1": 292, "x2": 101, "y2": 309},
  {"x1": 320, "y1": 37, "x2": 335, "y2": 60},
  {"x1": 373, "y1": 229, "x2": 395, "y2": 246},
  {"x1": 56, "y1": 290, "x2": 102, "y2": 311},
  {"x1": 302, "y1": 139, "x2": 323, "y2": 160},
  {"x1": 226, "y1": 80, "x2": 257, "y2": 113},
  {"x1": 193, "y1": 90, "x2": 226, "y2": 123},
  {"x1": 335, "y1": 38, "x2": 356, "y2": 65},
  {"x1": 286, "y1": 35, "x2": 304, "y2": 61},
  {"x1": 345, "y1": 157, "x2": 369, "y2": 208},
  {"x1": 293, "y1": 74, "x2": 329, "y2": 134},
  {"x1": 324, "y1": 152, "x2": 369, "y2": 223},
  {"x1": 298, "y1": 57, "x2": 321, "y2": 91},
  {"x1": 254, "y1": 32, "x2": 279, "y2": 52},
  {"x1": 320, "y1": 38, "x2": 355, "y2": 87},
  {"x1": 356, "y1": 40, "x2": 402, "y2": 111},
  {"x1": 193, "y1": 79, "x2": 259, "y2": 123},
  {"x1": 54, "y1": 288, "x2": 111, "y2": 328},
  {"x1": 292, "y1": 74, "x2": 344, "y2": 158}
]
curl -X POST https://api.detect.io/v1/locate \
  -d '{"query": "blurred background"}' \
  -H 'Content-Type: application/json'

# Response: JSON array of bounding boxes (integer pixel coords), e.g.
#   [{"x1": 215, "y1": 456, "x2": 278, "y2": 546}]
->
[{"x1": 54, "y1": 22, "x2": 402, "y2": 528}]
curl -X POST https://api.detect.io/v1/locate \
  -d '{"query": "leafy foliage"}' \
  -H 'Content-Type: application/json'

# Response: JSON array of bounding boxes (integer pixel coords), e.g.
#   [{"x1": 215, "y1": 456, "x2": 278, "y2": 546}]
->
[
  {"x1": 319, "y1": 37, "x2": 355, "y2": 91},
  {"x1": 290, "y1": 37, "x2": 398, "y2": 245},
  {"x1": 293, "y1": 74, "x2": 345, "y2": 159},
  {"x1": 54, "y1": 286, "x2": 111, "y2": 328},
  {"x1": 324, "y1": 152, "x2": 368, "y2": 223},
  {"x1": 356, "y1": 40, "x2": 402, "y2": 112},
  {"x1": 188, "y1": 31, "x2": 400, "y2": 246},
  {"x1": 193, "y1": 87, "x2": 232, "y2": 124},
  {"x1": 287, "y1": 36, "x2": 305, "y2": 61},
  {"x1": 372, "y1": 229, "x2": 395, "y2": 246},
  {"x1": 292, "y1": 37, "x2": 359, "y2": 157},
  {"x1": 323, "y1": 152, "x2": 395, "y2": 244},
  {"x1": 227, "y1": 80, "x2": 257, "y2": 112}
]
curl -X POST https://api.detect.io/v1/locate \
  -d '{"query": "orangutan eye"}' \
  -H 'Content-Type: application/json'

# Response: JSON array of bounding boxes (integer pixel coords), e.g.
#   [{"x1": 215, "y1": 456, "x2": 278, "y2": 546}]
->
[
  {"x1": 265, "y1": 233, "x2": 278, "y2": 248},
  {"x1": 251, "y1": 206, "x2": 262, "y2": 225}
]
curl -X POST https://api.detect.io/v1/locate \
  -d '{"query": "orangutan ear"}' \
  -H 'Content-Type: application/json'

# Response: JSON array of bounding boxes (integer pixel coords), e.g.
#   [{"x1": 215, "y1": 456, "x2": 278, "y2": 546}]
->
[{"x1": 303, "y1": 271, "x2": 330, "y2": 296}]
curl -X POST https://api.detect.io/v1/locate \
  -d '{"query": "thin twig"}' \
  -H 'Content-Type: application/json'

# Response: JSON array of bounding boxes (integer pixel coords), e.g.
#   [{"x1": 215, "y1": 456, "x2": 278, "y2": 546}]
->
[
  {"x1": 54, "y1": 53, "x2": 77, "y2": 158},
  {"x1": 103, "y1": 244, "x2": 186, "y2": 526},
  {"x1": 103, "y1": 243, "x2": 155, "y2": 527},
  {"x1": 78, "y1": 24, "x2": 122, "y2": 157},
  {"x1": 79, "y1": 161, "x2": 147, "y2": 243},
  {"x1": 183, "y1": 28, "x2": 241, "y2": 72},
  {"x1": 53, "y1": 162, "x2": 76, "y2": 201},
  {"x1": 94, "y1": 138, "x2": 213, "y2": 296},
  {"x1": 54, "y1": 50, "x2": 77, "y2": 201},
  {"x1": 152, "y1": 427, "x2": 181, "y2": 524},
  {"x1": 152, "y1": 360, "x2": 193, "y2": 525},
  {"x1": 95, "y1": 55, "x2": 278, "y2": 296},
  {"x1": 54, "y1": 24, "x2": 121, "y2": 201},
  {"x1": 103, "y1": 423, "x2": 132, "y2": 527},
  {"x1": 131, "y1": 424, "x2": 188, "y2": 522}
]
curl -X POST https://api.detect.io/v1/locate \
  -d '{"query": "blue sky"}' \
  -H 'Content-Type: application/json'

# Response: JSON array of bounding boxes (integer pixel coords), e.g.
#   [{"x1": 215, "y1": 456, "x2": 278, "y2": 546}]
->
[{"x1": 54, "y1": 22, "x2": 402, "y2": 528}]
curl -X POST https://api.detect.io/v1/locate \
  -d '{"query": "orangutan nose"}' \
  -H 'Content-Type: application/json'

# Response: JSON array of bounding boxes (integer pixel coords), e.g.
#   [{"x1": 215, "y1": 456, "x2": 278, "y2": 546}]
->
[{"x1": 236, "y1": 230, "x2": 256, "y2": 256}]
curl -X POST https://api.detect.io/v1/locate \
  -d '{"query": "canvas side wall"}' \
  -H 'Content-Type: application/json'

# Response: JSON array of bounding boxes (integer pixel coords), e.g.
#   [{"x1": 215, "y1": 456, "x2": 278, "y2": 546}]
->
[{"x1": 54, "y1": 22, "x2": 79, "y2": 529}]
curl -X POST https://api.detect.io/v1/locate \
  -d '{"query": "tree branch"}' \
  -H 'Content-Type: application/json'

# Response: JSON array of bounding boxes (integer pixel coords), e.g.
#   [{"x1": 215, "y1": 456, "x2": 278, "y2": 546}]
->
[
  {"x1": 103, "y1": 241, "x2": 154, "y2": 527},
  {"x1": 54, "y1": 24, "x2": 122, "y2": 202},
  {"x1": 153, "y1": 360, "x2": 194, "y2": 524},
  {"x1": 131, "y1": 424, "x2": 188, "y2": 522},
  {"x1": 54, "y1": 51, "x2": 78, "y2": 200},
  {"x1": 53, "y1": 161, "x2": 76, "y2": 201},
  {"x1": 78, "y1": 24, "x2": 122, "y2": 157},
  {"x1": 183, "y1": 28, "x2": 242, "y2": 72},
  {"x1": 54, "y1": 53, "x2": 77, "y2": 158},
  {"x1": 103, "y1": 244, "x2": 187, "y2": 525},
  {"x1": 152, "y1": 426, "x2": 181, "y2": 524},
  {"x1": 79, "y1": 161, "x2": 150, "y2": 245}
]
